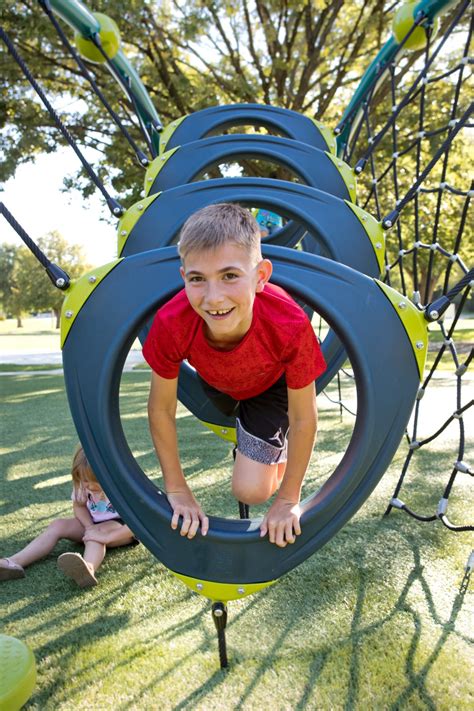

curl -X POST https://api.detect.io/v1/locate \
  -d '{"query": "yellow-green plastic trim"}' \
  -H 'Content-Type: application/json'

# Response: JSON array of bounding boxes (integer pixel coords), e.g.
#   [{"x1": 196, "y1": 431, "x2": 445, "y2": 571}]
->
[
  {"x1": 345, "y1": 201, "x2": 385, "y2": 276},
  {"x1": 60, "y1": 260, "x2": 122, "y2": 348},
  {"x1": 143, "y1": 146, "x2": 180, "y2": 196},
  {"x1": 116, "y1": 192, "x2": 162, "y2": 256},
  {"x1": 374, "y1": 281, "x2": 428, "y2": 379},
  {"x1": 159, "y1": 115, "x2": 188, "y2": 154},
  {"x1": 171, "y1": 571, "x2": 276, "y2": 602},
  {"x1": 310, "y1": 118, "x2": 337, "y2": 154},
  {"x1": 325, "y1": 152, "x2": 357, "y2": 203},
  {"x1": 200, "y1": 420, "x2": 237, "y2": 444}
]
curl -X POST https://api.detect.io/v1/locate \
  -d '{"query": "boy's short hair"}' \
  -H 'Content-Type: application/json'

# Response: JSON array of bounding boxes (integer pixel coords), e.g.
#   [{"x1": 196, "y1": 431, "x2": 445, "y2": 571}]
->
[{"x1": 178, "y1": 203, "x2": 262, "y2": 263}]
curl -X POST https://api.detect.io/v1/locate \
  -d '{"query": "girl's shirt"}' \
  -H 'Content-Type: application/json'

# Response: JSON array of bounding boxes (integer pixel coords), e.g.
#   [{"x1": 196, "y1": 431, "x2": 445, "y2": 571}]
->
[
  {"x1": 72, "y1": 484, "x2": 120, "y2": 523},
  {"x1": 143, "y1": 282, "x2": 326, "y2": 400}
]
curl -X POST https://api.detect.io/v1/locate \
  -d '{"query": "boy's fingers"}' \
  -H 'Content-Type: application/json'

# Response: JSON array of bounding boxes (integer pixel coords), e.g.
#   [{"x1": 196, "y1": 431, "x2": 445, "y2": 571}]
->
[
  {"x1": 285, "y1": 521, "x2": 295, "y2": 544},
  {"x1": 275, "y1": 525, "x2": 287, "y2": 548},
  {"x1": 180, "y1": 513, "x2": 192, "y2": 536},
  {"x1": 294, "y1": 517, "x2": 302, "y2": 537},
  {"x1": 200, "y1": 515, "x2": 209, "y2": 536},
  {"x1": 187, "y1": 517, "x2": 200, "y2": 539},
  {"x1": 171, "y1": 511, "x2": 180, "y2": 530}
]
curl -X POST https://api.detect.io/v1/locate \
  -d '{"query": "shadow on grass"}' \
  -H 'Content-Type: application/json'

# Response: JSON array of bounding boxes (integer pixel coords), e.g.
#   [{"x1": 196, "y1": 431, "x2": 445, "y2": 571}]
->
[
  {"x1": 2, "y1": 371, "x2": 472, "y2": 707},
  {"x1": 46, "y1": 515, "x2": 470, "y2": 711}
]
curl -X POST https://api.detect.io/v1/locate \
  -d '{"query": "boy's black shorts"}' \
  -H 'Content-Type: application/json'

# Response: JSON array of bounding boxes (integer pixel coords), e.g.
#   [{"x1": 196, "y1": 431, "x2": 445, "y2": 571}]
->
[{"x1": 199, "y1": 374, "x2": 289, "y2": 465}]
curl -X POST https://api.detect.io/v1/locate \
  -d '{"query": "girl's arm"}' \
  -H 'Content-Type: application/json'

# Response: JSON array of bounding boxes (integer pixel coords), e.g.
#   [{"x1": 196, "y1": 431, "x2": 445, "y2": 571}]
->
[
  {"x1": 82, "y1": 521, "x2": 134, "y2": 546},
  {"x1": 73, "y1": 501, "x2": 94, "y2": 529},
  {"x1": 260, "y1": 382, "x2": 317, "y2": 547},
  {"x1": 148, "y1": 371, "x2": 209, "y2": 538}
]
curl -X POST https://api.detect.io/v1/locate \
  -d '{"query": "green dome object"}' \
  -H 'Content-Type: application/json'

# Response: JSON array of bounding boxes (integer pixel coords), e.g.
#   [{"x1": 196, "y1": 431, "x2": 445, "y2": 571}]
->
[
  {"x1": 0, "y1": 635, "x2": 37, "y2": 711},
  {"x1": 75, "y1": 12, "x2": 121, "y2": 63},
  {"x1": 392, "y1": 2, "x2": 439, "y2": 50}
]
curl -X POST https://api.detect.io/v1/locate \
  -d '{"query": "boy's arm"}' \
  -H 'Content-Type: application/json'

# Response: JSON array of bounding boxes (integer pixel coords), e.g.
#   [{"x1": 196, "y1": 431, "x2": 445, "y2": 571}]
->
[
  {"x1": 260, "y1": 382, "x2": 317, "y2": 547},
  {"x1": 148, "y1": 371, "x2": 209, "y2": 538}
]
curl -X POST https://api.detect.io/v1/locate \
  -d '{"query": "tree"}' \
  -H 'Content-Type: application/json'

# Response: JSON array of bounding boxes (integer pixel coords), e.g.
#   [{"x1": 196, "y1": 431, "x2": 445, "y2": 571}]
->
[
  {"x1": 0, "y1": 243, "x2": 17, "y2": 318},
  {"x1": 7, "y1": 232, "x2": 91, "y2": 328},
  {"x1": 1, "y1": 0, "x2": 404, "y2": 205}
]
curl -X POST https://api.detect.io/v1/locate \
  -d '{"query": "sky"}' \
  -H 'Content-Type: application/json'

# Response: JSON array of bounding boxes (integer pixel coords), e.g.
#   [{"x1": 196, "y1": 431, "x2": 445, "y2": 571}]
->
[{"x1": 1, "y1": 148, "x2": 118, "y2": 267}]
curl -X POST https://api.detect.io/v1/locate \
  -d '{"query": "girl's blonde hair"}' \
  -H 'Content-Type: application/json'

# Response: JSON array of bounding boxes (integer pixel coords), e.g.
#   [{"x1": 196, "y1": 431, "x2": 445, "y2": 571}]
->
[
  {"x1": 178, "y1": 203, "x2": 262, "y2": 263},
  {"x1": 71, "y1": 445, "x2": 96, "y2": 491}
]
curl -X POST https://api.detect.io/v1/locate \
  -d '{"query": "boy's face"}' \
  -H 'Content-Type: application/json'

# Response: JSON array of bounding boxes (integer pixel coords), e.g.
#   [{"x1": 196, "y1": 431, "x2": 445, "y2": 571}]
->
[{"x1": 180, "y1": 243, "x2": 272, "y2": 345}]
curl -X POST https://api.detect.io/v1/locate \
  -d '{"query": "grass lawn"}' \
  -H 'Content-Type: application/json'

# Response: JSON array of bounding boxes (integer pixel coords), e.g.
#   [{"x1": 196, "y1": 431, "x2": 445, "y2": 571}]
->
[{"x1": 1, "y1": 371, "x2": 472, "y2": 710}]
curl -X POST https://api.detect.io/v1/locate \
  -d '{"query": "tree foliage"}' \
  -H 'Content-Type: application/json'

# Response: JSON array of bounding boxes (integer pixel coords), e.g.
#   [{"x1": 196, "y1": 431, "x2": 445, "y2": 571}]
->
[
  {"x1": 1, "y1": 0, "x2": 399, "y2": 203},
  {"x1": 1, "y1": 0, "x2": 470, "y2": 303},
  {"x1": 0, "y1": 232, "x2": 91, "y2": 327}
]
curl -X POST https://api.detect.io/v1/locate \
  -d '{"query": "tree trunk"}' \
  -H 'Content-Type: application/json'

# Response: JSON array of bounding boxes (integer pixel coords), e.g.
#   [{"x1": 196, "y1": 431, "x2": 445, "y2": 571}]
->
[
  {"x1": 16, "y1": 315, "x2": 22, "y2": 328},
  {"x1": 55, "y1": 308, "x2": 61, "y2": 329}
]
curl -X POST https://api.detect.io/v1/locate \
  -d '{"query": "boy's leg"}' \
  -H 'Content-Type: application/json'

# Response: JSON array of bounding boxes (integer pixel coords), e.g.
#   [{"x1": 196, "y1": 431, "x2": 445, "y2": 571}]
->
[
  {"x1": 232, "y1": 452, "x2": 285, "y2": 505},
  {"x1": 232, "y1": 375, "x2": 289, "y2": 506},
  {"x1": 2, "y1": 518, "x2": 85, "y2": 570}
]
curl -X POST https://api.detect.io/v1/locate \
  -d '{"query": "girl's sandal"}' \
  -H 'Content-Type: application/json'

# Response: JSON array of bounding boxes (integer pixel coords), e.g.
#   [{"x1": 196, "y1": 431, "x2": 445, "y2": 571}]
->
[
  {"x1": 57, "y1": 552, "x2": 98, "y2": 588},
  {"x1": 0, "y1": 558, "x2": 25, "y2": 581}
]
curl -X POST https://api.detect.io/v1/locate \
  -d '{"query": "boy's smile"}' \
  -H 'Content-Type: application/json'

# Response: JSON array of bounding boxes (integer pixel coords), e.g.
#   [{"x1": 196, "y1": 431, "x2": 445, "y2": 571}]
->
[{"x1": 180, "y1": 243, "x2": 272, "y2": 347}]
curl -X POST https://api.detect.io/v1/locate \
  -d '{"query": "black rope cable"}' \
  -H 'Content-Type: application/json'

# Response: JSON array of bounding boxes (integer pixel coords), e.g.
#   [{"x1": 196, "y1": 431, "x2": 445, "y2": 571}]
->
[
  {"x1": 38, "y1": 0, "x2": 150, "y2": 168},
  {"x1": 347, "y1": 16, "x2": 473, "y2": 531},
  {"x1": 342, "y1": 77, "x2": 380, "y2": 165},
  {"x1": 438, "y1": 515, "x2": 474, "y2": 533},
  {"x1": 422, "y1": 21, "x2": 471, "y2": 304},
  {"x1": 387, "y1": 62, "x2": 406, "y2": 292},
  {"x1": 426, "y1": 57, "x2": 474, "y2": 85},
  {"x1": 353, "y1": 0, "x2": 470, "y2": 174},
  {"x1": 0, "y1": 26, "x2": 125, "y2": 218},
  {"x1": 409, "y1": 400, "x2": 473, "y2": 448},
  {"x1": 443, "y1": 183, "x2": 472, "y2": 293},
  {"x1": 335, "y1": 10, "x2": 428, "y2": 138},
  {"x1": 426, "y1": 268, "x2": 474, "y2": 320},
  {"x1": 0, "y1": 202, "x2": 70, "y2": 289},
  {"x1": 89, "y1": 34, "x2": 158, "y2": 158},
  {"x1": 381, "y1": 102, "x2": 473, "y2": 229},
  {"x1": 321, "y1": 389, "x2": 357, "y2": 417},
  {"x1": 414, "y1": 26, "x2": 433, "y2": 277}
]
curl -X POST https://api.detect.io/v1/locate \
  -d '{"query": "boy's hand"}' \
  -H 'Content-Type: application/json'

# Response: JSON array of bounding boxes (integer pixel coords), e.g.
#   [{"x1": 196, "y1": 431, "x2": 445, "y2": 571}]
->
[
  {"x1": 260, "y1": 498, "x2": 302, "y2": 547},
  {"x1": 167, "y1": 486, "x2": 209, "y2": 539}
]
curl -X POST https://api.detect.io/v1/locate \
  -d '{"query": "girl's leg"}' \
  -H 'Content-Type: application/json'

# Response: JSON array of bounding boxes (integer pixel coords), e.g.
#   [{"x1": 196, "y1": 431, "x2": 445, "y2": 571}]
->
[
  {"x1": 83, "y1": 521, "x2": 135, "y2": 572},
  {"x1": 82, "y1": 540, "x2": 106, "y2": 573},
  {"x1": 2, "y1": 518, "x2": 85, "y2": 569},
  {"x1": 58, "y1": 521, "x2": 134, "y2": 588}
]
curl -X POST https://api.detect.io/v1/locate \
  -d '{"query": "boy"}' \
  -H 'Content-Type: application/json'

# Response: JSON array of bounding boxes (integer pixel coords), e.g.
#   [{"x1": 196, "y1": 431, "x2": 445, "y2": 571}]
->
[{"x1": 143, "y1": 204, "x2": 326, "y2": 548}]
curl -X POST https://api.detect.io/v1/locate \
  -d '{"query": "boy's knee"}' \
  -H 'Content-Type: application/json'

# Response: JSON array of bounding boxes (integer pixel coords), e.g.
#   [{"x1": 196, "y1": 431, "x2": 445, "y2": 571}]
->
[{"x1": 231, "y1": 479, "x2": 273, "y2": 506}]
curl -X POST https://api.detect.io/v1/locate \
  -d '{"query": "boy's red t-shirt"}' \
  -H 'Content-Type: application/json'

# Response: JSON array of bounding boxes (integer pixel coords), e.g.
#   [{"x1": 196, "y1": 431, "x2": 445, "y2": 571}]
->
[{"x1": 143, "y1": 282, "x2": 326, "y2": 400}]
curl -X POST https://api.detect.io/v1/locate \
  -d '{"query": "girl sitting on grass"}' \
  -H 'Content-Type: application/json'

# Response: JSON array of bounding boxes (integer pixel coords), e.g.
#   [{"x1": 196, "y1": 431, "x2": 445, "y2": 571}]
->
[{"x1": 0, "y1": 445, "x2": 136, "y2": 588}]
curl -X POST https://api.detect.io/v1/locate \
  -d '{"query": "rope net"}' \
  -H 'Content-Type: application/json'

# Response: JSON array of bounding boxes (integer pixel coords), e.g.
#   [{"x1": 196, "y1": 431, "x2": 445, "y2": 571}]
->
[{"x1": 339, "y1": 1, "x2": 473, "y2": 531}]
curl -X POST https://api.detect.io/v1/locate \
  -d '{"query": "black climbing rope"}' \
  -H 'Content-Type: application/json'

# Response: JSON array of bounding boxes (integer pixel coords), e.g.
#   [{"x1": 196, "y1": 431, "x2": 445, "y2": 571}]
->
[
  {"x1": 38, "y1": 0, "x2": 150, "y2": 168},
  {"x1": 0, "y1": 202, "x2": 71, "y2": 290},
  {"x1": 0, "y1": 26, "x2": 124, "y2": 217}
]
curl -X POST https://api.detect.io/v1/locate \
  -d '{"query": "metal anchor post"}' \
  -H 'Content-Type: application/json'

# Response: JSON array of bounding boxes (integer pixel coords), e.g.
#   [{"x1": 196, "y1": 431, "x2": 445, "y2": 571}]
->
[{"x1": 211, "y1": 602, "x2": 229, "y2": 669}]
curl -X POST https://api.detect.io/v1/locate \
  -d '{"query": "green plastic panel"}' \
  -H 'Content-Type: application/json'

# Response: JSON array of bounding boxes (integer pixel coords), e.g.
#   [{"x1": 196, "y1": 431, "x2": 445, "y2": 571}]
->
[
  {"x1": 344, "y1": 201, "x2": 385, "y2": 275},
  {"x1": 375, "y1": 281, "x2": 429, "y2": 378},
  {"x1": 116, "y1": 192, "x2": 162, "y2": 255},
  {"x1": 61, "y1": 260, "x2": 122, "y2": 347}
]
